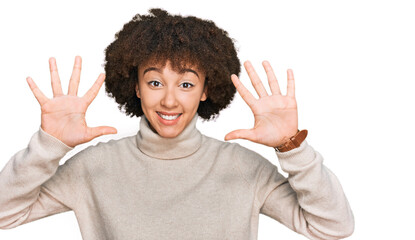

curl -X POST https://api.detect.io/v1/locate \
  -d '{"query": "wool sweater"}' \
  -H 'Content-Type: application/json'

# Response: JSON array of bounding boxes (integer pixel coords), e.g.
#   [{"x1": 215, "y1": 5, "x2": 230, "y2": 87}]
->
[{"x1": 0, "y1": 115, "x2": 354, "y2": 239}]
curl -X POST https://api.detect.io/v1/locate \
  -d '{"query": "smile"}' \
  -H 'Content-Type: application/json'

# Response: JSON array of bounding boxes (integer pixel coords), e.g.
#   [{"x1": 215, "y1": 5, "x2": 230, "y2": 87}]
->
[{"x1": 157, "y1": 112, "x2": 182, "y2": 121}]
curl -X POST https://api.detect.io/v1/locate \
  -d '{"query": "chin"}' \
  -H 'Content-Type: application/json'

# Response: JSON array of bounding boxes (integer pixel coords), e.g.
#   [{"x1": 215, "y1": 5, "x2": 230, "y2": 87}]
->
[
  {"x1": 157, "y1": 129, "x2": 182, "y2": 138},
  {"x1": 152, "y1": 112, "x2": 187, "y2": 138},
  {"x1": 153, "y1": 123, "x2": 184, "y2": 138}
]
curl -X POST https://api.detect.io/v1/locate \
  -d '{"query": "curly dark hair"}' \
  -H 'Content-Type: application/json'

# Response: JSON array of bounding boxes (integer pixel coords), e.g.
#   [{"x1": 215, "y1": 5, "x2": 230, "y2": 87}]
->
[{"x1": 104, "y1": 8, "x2": 241, "y2": 120}]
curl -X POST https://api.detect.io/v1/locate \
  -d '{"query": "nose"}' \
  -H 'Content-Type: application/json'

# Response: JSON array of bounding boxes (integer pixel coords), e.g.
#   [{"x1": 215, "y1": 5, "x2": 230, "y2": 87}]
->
[{"x1": 160, "y1": 88, "x2": 178, "y2": 109}]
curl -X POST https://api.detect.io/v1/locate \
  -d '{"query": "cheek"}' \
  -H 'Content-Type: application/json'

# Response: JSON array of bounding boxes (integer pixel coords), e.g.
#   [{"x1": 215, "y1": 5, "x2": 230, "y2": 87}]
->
[
  {"x1": 178, "y1": 92, "x2": 203, "y2": 110},
  {"x1": 140, "y1": 90, "x2": 160, "y2": 108}
]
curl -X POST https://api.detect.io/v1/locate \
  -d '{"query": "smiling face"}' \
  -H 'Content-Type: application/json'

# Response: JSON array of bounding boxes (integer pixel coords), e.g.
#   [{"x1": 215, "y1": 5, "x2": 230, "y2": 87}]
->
[{"x1": 136, "y1": 61, "x2": 207, "y2": 138}]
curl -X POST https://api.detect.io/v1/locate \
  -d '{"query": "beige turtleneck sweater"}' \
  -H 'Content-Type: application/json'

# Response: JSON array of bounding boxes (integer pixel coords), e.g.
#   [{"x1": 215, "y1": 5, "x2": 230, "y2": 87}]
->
[{"x1": 0, "y1": 115, "x2": 354, "y2": 239}]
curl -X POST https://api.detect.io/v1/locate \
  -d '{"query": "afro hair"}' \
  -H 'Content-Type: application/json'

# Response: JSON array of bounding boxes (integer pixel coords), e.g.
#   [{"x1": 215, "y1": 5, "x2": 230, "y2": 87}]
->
[{"x1": 104, "y1": 8, "x2": 241, "y2": 120}]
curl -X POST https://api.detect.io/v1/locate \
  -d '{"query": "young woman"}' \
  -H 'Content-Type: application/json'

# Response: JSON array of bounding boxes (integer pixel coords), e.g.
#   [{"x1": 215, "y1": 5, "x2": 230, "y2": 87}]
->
[{"x1": 0, "y1": 8, "x2": 354, "y2": 239}]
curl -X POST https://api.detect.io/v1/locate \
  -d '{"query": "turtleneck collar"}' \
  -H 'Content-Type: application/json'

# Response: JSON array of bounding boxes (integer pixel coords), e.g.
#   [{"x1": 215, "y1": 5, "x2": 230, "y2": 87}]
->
[{"x1": 136, "y1": 114, "x2": 203, "y2": 160}]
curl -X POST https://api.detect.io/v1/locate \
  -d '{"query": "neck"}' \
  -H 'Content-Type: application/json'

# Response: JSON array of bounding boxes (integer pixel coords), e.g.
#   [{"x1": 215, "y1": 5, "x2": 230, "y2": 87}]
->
[{"x1": 136, "y1": 114, "x2": 202, "y2": 160}]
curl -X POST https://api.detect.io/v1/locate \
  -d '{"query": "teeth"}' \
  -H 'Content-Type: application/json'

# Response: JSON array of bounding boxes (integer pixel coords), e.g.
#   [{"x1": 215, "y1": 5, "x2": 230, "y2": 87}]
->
[{"x1": 158, "y1": 112, "x2": 181, "y2": 120}]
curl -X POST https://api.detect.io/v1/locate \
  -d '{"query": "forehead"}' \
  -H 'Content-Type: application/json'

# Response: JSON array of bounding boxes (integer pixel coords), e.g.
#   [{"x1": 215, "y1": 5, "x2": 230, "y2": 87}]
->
[
  {"x1": 139, "y1": 57, "x2": 204, "y2": 75},
  {"x1": 138, "y1": 60, "x2": 206, "y2": 83}
]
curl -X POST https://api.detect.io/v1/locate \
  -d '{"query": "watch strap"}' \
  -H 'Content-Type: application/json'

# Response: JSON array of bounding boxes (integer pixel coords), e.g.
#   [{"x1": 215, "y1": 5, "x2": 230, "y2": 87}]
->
[{"x1": 275, "y1": 129, "x2": 308, "y2": 152}]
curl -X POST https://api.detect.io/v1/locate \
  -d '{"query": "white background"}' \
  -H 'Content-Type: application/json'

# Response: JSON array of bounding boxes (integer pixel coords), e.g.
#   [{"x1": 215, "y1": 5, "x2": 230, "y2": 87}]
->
[{"x1": 0, "y1": 0, "x2": 414, "y2": 239}]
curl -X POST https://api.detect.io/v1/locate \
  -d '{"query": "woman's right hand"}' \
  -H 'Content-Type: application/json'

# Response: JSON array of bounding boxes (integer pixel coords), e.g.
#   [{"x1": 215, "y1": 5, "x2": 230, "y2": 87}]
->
[{"x1": 26, "y1": 56, "x2": 117, "y2": 148}]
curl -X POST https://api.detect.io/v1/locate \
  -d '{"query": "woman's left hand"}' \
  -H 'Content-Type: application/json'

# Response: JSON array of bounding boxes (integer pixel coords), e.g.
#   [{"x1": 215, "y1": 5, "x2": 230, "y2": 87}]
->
[{"x1": 225, "y1": 61, "x2": 299, "y2": 148}]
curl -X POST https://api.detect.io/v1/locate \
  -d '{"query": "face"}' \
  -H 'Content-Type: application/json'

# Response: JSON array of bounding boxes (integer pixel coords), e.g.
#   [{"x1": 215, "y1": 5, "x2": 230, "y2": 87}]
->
[{"x1": 136, "y1": 61, "x2": 207, "y2": 138}]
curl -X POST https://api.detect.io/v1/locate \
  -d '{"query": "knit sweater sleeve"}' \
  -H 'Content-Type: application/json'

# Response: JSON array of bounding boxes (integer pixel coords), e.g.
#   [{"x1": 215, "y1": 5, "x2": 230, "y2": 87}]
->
[
  {"x1": 0, "y1": 129, "x2": 77, "y2": 229},
  {"x1": 255, "y1": 141, "x2": 354, "y2": 240}
]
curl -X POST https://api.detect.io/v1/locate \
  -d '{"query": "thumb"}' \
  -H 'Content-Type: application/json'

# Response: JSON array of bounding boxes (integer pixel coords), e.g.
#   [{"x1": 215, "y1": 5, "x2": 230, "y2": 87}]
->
[
  {"x1": 87, "y1": 126, "x2": 117, "y2": 141},
  {"x1": 224, "y1": 129, "x2": 256, "y2": 142}
]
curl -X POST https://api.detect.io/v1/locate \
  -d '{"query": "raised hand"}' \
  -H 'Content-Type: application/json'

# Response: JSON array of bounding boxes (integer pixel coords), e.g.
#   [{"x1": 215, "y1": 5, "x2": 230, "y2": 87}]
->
[
  {"x1": 26, "y1": 56, "x2": 117, "y2": 148},
  {"x1": 225, "y1": 61, "x2": 298, "y2": 148}
]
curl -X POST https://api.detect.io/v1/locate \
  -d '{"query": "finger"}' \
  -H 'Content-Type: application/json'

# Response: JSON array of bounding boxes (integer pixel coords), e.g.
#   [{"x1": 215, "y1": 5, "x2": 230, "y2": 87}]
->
[
  {"x1": 262, "y1": 61, "x2": 281, "y2": 95},
  {"x1": 82, "y1": 73, "x2": 105, "y2": 106},
  {"x1": 26, "y1": 77, "x2": 49, "y2": 105},
  {"x1": 224, "y1": 129, "x2": 256, "y2": 142},
  {"x1": 244, "y1": 61, "x2": 268, "y2": 98},
  {"x1": 49, "y1": 57, "x2": 64, "y2": 97},
  {"x1": 231, "y1": 74, "x2": 256, "y2": 108},
  {"x1": 68, "y1": 56, "x2": 82, "y2": 96},
  {"x1": 86, "y1": 126, "x2": 117, "y2": 142},
  {"x1": 287, "y1": 69, "x2": 295, "y2": 97}
]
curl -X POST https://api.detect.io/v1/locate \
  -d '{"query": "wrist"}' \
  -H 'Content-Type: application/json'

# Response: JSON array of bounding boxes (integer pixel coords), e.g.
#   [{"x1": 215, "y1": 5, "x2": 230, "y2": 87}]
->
[{"x1": 274, "y1": 129, "x2": 308, "y2": 152}]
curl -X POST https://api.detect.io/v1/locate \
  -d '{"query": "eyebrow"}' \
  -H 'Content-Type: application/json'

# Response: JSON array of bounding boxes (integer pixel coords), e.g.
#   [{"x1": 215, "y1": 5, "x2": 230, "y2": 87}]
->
[
  {"x1": 143, "y1": 67, "x2": 200, "y2": 79},
  {"x1": 143, "y1": 67, "x2": 162, "y2": 75},
  {"x1": 180, "y1": 69, "x2": 200, "y2": 79}
]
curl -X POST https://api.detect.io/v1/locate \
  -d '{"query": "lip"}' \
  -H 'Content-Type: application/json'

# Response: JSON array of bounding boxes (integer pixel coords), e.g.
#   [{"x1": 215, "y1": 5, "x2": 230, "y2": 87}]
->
[
  {"x1": 156, "y1": 111, "x2": 182, "y2": 126},
  {"x1": 157, "y1": 111, "x2": 181, "y2": 116}
]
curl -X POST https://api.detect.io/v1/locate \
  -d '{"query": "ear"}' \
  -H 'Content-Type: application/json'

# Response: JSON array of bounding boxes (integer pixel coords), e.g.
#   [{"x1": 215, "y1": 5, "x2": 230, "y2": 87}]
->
[
  {"x1": 135, "y1": 84, "x2": 140, "y2": 98},
  {"x1": 200, "y1": 86, "x2": 208, "y2": 101}
]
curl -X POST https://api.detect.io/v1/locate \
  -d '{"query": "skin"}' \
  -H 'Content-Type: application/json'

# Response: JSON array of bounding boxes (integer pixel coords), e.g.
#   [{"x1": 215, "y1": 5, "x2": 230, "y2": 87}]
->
[
  {"x1": 135, "y1": 61, "x2": 207, "y2": 138},
  {"x1": 26, "y1": 56, "x2": 298, "y2": 149},
  {"x1": 26, "y1": 56, "x2": 117, "y2": 148},
  {"x1": 225, "y1": 61, "x2": 299, "y2": 148}
]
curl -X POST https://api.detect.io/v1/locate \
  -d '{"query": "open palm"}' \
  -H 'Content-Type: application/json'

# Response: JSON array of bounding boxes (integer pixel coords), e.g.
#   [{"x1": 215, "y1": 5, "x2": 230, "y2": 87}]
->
[
  {"x1": 225, "y1": 61, "x2": 298, "y2": 148},
  {"x1": 26, "y1": 56, "x2": 117, "y2": 147}
]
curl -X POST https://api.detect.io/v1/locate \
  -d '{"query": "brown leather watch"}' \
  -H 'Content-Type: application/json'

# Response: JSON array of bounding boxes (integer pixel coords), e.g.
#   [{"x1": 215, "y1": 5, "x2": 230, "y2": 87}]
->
[{"x1": 274, "y1": 129, "x2": 308, "y2": 152}]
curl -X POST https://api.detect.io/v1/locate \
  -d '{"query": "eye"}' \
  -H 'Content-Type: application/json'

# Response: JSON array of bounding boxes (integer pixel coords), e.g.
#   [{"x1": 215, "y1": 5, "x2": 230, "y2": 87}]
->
[
  {"x1": 148, "y1": 80, "x2": 162, "y2": 87},
  {"x1": 180, "y1": 82, "x2": 194, "y2": 89}
]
